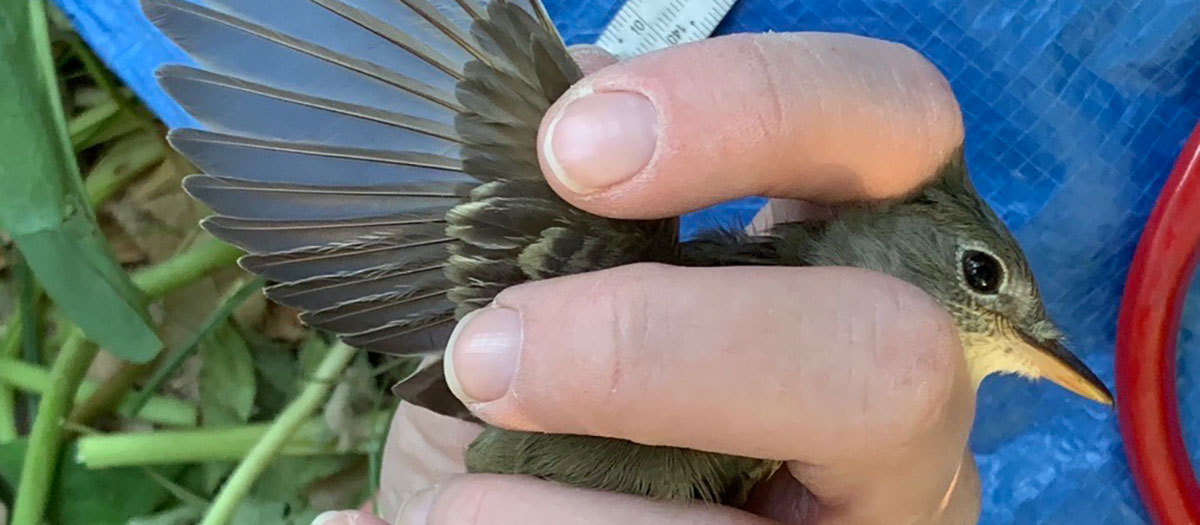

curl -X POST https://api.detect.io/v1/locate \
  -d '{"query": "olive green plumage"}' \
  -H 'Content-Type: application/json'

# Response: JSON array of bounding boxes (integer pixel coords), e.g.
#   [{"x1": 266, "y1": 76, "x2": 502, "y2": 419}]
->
[
  {"x1": 468, "y1": 427, "x2": 780, "y2": 505},
  {"x1": 146, "y1": 0, "x2": 1109, "y2": 508}
]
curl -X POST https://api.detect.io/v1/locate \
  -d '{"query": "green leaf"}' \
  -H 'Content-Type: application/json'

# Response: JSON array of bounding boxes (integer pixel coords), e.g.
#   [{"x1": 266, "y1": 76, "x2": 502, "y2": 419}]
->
[
  {"x1": 229, "y1": 497, "x2": 288, "y2": 525},
  {"x1": 247, "y1": 331, "x2": 299, "y2": 419},
  {"x1": 298, "y1": 336, "x2": 331, "y2": 389},
  {"x1": 128, "y1": 277, "x2": 263, "y2": 417},
  {"x1": 199, "y1": 321, "x2": 257, "y2": 492},
  {"x1": 0, "y1": 440, "x2": 172, "y2": 524},
  {"x1": 200, "y1": 321, "x2": 257, "y2": 426},
  {"x1": 128, "y1": 505, "x2": 204, "y2": 525},
  {"x1": 175, "y1": 464, "x2": 219, "y2": 501},
  {"x1": 0, "y1": 0, "x2": 160, "y2": 362},
  {"x1": 253, "y1": 455, "x2": 356, "y2": 506}
]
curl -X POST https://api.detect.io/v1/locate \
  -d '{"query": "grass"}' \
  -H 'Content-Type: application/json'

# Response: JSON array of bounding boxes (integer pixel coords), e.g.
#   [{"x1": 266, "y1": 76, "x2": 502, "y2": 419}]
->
[{"x1": 0, "y1": 3, "x2": 404, "y2": 523}]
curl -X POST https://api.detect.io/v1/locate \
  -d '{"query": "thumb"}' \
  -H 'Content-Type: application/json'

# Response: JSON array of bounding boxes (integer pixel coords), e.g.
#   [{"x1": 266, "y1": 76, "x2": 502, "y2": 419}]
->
[{"x1": 538, "y1": 32, "x2": 963, "y2": 219}]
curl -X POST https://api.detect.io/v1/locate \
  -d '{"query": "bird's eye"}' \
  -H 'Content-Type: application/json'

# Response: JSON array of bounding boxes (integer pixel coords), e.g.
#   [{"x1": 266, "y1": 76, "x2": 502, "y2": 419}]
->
[{"x1": 961, "y1": 249, "x2": 1003, "y2": 294}]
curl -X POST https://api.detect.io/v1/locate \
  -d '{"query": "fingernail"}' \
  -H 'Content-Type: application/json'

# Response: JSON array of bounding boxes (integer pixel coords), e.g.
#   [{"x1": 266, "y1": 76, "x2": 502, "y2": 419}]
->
[
  {"x1": 444, "y1": 307, "x2": 523, "y2": 404},
  {"x1": 396, "y1": 489, "x2": 436, "y2": 525},
  {"x1": 312, "y1": 511, "x2": 386, "y2": 525},
  {"x1": 544, "y1": 91, "x2": 657, "y2": 194},
  {"x1": 311, "y1": 511, "x2": 346, "y2": 525}
]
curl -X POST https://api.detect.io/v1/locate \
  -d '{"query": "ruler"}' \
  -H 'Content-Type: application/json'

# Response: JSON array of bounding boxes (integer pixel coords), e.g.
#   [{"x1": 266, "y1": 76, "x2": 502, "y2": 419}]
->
[{"x1": 595, "y1": 0, "x2": 737, "y2": 59}]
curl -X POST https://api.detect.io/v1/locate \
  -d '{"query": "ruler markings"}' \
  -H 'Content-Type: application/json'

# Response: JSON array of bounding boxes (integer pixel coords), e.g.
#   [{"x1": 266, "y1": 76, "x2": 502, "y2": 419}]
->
[{"x1": 595, "y1": 0, "x2": 737, "y2": 59}]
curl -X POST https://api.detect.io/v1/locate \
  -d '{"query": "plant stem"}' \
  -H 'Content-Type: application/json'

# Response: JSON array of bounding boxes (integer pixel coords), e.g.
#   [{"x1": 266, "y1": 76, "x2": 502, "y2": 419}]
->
[
  {"x1": 200, "y1": 341, "x2": 357, "y2": 525},
  {"x1": 63, "y1": 29, "x2": 159, "y2": 139},
  {"x1": 0, "y1": 356, "x2": 195, "y2": 427},
  {"x1": 84, "y1": 133, "x2": 165, "y2": 206},
  {"x1": 67, "y1": 98, "x2": 119, "y2": 149},
  {"x1": 77, "y1": 413, "x2": 385, "y2": 468},
  {"x1": 131, "y1": 237, "x2": 242, "y2": 301},
  {"x1": 141, "y1": 467, "x2": 211, "y2": 508},
  {"x1": 0, "y1": 310, "x2": 21, "y2": 443},
  {"x1": 10, "y1": 330, "x2": 97, "y2": 525},
  {"x1": 68, "y1": 358, "x2": 158, "y2": 426}
]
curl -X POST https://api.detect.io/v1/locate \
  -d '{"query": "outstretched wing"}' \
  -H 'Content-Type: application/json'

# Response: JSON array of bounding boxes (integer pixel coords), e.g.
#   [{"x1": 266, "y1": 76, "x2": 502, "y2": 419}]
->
[{"x1": 143, "y1": 0, "x2": 677, "y2": 417}]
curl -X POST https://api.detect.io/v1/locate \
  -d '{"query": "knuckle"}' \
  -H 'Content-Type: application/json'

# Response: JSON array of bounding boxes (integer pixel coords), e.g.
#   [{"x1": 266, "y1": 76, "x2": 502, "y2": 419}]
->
[
  {"x1": 740, "y1": 35, "x2": 787, "y2": 147},
  {"x1": 588, "y1": 264, "x2": 667, "y2": 416}
]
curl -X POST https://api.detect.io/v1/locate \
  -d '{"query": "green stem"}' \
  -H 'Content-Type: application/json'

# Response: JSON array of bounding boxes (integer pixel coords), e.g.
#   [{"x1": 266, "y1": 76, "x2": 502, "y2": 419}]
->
[
  {"x1": 67, "y1": 98, "x2": 119, "y2": 149},
  {"x1": 2, "y1": 255, "x2": 45, "y2": 443},
  {"x1": 0, "y1": 310, "x2": 21, "y2": 443},
  {"x1": 17, "y1": 262, "x2": 45, "y2": 422},
  {"x1": 63, "y1": 29, "x2": 158, "y2": 139},
  {"x1": 84, "y1": 133, "x2": 165, "y2": 206},
  {"x1": 0, "y1": 356, "x2": 196, "y2": 427},
  {"x1": 1, "y1": 314, "x2": 21, "y2": 359},
  {"x1": 68, "y1": 359, "x2": 158, "y2": 426},
  {"x1": 200, "y1": 341, "x2": 358, "y2": 525},
  {"x1": 77, "y1": 413, "x2": 385, "y2": 468},
  {"x1": 10, "y1": 330, "x2": 97, "y2": 525},
  {"x1": 131, "y1": 237, "x2": 243, "y2": 301},
  {"x1": 141, "y1": 467, "x2": 211, "y2": 508}
]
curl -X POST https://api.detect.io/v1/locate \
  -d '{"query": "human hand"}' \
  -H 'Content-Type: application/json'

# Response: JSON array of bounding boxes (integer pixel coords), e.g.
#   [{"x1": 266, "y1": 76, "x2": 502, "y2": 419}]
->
[{"x1": 316, "y1": 32, "x2": 976, "y2": 525}]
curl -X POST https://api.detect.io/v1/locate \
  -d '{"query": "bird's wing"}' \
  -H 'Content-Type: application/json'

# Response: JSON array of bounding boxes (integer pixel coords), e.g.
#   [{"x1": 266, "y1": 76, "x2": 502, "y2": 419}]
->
[{"x1": 143, "y1": 0, "x2": 677, "y2": 418}]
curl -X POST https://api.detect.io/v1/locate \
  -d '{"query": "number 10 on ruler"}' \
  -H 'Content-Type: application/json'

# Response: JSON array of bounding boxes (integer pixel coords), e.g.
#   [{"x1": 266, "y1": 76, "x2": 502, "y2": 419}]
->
[{"x1": 596, "y1": 0, "x2": 737, "y2": 58}]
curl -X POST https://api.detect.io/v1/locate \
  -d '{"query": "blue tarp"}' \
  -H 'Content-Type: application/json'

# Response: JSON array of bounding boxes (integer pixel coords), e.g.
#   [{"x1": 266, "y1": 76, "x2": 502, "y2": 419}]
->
[{"x1": 53, "y1": 0, "x2": 1200, "y2": 522}]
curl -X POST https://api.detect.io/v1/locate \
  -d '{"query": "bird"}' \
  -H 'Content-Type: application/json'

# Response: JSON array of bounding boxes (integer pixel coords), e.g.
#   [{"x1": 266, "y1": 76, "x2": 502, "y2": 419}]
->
[{"x1": 142, "y1": 0, "x2": 1113, "y2": 506}]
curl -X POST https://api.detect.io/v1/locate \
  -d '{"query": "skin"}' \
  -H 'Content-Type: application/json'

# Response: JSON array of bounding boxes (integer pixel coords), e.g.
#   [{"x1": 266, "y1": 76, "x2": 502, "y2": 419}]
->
[{"x1": 315, "y1": 33, "x2": 977, "y2": 525}]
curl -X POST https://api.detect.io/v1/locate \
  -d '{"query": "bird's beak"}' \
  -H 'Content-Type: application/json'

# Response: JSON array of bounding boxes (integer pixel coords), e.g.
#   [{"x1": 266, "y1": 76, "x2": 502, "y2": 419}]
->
[{"x1": 1016, "y1": 331, "x2": 1113, "y2": 405}]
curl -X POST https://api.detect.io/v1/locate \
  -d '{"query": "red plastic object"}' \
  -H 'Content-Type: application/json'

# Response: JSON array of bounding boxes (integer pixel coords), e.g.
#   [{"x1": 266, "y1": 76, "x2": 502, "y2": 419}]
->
[{"x1": 1117, "y1": 120, "x2": 1200, "y2": 525}]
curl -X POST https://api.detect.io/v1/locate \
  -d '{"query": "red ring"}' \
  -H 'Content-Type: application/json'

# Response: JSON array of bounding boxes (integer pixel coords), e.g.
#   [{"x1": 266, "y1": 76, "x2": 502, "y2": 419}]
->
[{"x1": 1117, "y1": 120, "x2": 1200, "y2": 524}]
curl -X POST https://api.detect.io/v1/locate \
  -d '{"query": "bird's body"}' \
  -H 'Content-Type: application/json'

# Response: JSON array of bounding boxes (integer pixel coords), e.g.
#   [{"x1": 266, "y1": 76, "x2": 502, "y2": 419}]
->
[
  {"x1": 144, "y1": 0, "x2": 1111, "y2": 506},
  {"x1": 468, "y1": 427, "x2": 780, "y2": 504}
]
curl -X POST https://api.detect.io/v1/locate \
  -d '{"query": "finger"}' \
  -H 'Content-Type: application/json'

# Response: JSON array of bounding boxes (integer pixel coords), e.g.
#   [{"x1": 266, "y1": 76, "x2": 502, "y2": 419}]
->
[
  {"x1": 441, "y1": 264, "x2": 975, "y2": 522},
  {"x1": 568, "y1": 44, "x2": 620, "y2": 74},
  {"x1": 786, "y1": 449, "x2": 979, "y2": 524},
  {"x1": 537, "y1": 32, "x2": 964, "y2": 219},
  {"x1": 312, "y1": 510, "x2": 388, "y2": 525},
  {"x1": 444, "y1": 264, "x2": 966, "y2": 460},
  {"x1": 400, "y1": 475, "x2": 777, "y2": 525},
  {"x1": 377, "y1": 403, "x2": 482, "y2": 521}
]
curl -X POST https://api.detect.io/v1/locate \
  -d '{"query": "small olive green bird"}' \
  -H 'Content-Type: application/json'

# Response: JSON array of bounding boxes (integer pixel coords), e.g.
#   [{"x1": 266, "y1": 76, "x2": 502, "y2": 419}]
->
[{"x1": 144, "y1": 0, "x2": 1112, "y2": 506}]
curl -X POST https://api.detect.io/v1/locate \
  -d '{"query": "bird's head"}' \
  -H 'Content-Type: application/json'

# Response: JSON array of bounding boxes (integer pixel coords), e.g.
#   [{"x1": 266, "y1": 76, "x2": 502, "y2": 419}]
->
[{"x1": 776, "y1": 152, "x2": 1113, "y2": 404}]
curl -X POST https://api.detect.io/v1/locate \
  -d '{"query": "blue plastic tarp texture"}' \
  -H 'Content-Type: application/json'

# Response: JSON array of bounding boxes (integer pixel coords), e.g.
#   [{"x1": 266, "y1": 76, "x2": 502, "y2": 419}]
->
[{"x1": 53, "y1": 0, "x2": 1200, "y2": 523}]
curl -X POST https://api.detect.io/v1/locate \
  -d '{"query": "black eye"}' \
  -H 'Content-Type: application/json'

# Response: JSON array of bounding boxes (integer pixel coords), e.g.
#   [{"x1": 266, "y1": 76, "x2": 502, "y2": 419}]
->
[{"x1": 962, "y1": 250, "x2": 1003, "y2": 294}]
